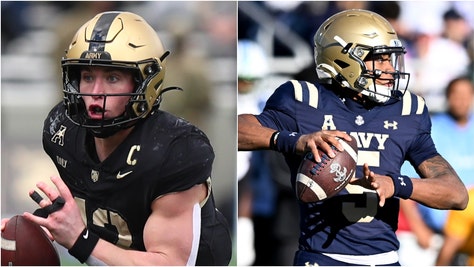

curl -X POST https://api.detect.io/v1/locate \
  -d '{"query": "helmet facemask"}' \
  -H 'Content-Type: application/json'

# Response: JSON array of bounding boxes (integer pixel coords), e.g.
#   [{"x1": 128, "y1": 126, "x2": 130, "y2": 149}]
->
[
  {"x1": 62, "y1": 56, "x2": 167, "y2": 138},
  {"x1": 352, "y1": 44, "x2": 410, "y2": 103}
]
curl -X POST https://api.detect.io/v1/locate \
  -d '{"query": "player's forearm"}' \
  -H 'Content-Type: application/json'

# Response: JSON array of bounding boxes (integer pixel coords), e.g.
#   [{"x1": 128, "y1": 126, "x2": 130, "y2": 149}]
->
[
  {"x1": 90, "y1": 239, "x2": 185, "y2": 266},
  {"x1": 238, "y1": 114, "x2": 275, "y2": 150},
  {"x1": 410, "y1": 155, "x2": 468, "y2": 210}
]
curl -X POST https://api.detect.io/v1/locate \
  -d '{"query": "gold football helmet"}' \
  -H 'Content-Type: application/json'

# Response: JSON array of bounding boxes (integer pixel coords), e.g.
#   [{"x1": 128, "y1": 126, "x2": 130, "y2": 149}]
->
[
  {"x1": 62, "y1": 11, "x2": 174, "y2": 137},
  {"x1": 314, "y1": 9, "x2": 410, "y2": 103}
]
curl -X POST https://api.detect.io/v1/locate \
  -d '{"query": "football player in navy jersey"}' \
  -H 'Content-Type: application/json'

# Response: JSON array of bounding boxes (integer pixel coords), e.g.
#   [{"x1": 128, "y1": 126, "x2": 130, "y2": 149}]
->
[
  {"x1": 1, "y1": 11, "x2": 231, "y2": 265},
  {"x1": 238, "y1": 9, "x2": 468, "y2": 266}
]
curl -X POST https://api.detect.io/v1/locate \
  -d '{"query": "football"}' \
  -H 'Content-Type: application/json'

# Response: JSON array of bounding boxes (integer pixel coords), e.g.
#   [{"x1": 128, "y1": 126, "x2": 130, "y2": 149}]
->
[
  {"x1": 1, "y1": 215, "x2": 60, "y2": 266},
  {"x1": 296, "y1": 137, "x2": 358, "y2": 202}
]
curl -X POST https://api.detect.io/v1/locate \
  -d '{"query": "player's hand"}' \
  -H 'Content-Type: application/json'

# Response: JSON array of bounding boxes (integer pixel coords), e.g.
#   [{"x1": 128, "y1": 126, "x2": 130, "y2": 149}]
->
[
  {"x1": 22, "y1": 175, "x2": 85, "y2": 249},
  {"x1": 295, "y1": 130, "x2": 352, "y2": 162},
  {"x1": 350, "y1": 163, "x2": 395, "y2": 207},
  {"x1": 1, "y1": 218, "x2": 10, "y2": 232}
]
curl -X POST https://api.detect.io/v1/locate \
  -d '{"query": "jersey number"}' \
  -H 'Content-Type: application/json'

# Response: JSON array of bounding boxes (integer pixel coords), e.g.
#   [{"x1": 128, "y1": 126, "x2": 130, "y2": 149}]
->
[
  {"x1": 342, "y1": 184, "x2": 378, "y2": 223},
  {"x1": 75, "y1": 197, "x2": 133, "y2": 247}
]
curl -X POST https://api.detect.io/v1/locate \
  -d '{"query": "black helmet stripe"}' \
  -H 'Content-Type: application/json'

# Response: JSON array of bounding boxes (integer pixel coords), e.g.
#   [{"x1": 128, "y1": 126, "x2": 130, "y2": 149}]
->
[{"x1": 88, "y1": 12, "x2": 120, "y2": 52}]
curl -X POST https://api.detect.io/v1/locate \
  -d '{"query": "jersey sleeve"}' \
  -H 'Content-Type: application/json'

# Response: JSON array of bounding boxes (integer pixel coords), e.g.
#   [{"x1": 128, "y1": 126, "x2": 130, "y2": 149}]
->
[
  {"x1": 151, "y1": 128, "x2": 214, "y2": 199},
  {"x1": 255, "y1": 80, "x2": 301, "y2": 131},
  {"x1": 404, "y1": 94, "x2": 439, "y2": 168}
]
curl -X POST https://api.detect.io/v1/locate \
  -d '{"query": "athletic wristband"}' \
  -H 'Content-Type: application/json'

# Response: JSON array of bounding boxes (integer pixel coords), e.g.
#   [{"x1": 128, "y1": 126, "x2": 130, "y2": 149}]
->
[
  {"x1": 274, "y1": 130, "x2": 302, "y2": 153},
  {"x1": 389, "y1": 174, "x2": 413, "y2": 199},
  {"x1": 269, "y1": 131, "x2": 279, "y2": 150},
  {"x1": 68, "y1": 228, "x2": 99, "y2": 263}
]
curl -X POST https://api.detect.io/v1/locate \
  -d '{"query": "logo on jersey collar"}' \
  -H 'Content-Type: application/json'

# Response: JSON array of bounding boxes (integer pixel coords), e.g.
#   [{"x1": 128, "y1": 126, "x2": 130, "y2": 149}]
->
[
  {"x1": 91, "y1": 169, "x2": 99, "y2": 182},
  {"x1": 384, "y1": 120, "x2": 398, "y2": 130},
  {"x1": 355, "y1": 115, "x2": 365, "y2": 126}
]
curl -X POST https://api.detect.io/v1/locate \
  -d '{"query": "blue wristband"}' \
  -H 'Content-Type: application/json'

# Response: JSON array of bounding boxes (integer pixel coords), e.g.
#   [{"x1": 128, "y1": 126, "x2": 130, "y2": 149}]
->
[
  {"x1": 389, "y1": 174, "x2": 413, "y2": 199},
  {"x1": 274, "y1": 130, "x2": 302, "y2": 153}
]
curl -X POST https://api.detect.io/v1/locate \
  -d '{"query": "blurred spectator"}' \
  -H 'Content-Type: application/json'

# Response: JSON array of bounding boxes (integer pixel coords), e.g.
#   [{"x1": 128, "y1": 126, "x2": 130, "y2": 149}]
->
[
  {"x1": 398, "y1": 76, "x2": 474, "y2": 265},
  {"x1": 263, "y1": 1, "x2": 330, "y2": 56},
  {"x1": 159, "y1": 31, "x2": 214, "y2": 129},
  {"x1": 420, "y1": 76, "x2": 474, "y2": 225},
  {"x1": 399, "y1": 1, "x2": 450, "y2": 37},
  {"x1": 467, "y1": 38, "x2": 474, "y2": 84},
  {"x1": 397, "y1": 2, "x2": 471, "y2": 113},
  {"x1": 442, "y1": 8, "x2": 473, "y2": 48},
  {"x1": 1, "y1": 2, "x2": 32, "y2": 51},
  {"x1": 436, "y1": 187, "x2": 474, "y2": 266},
  {"x1": 409, "y1": 32, "x2": 469, "y2": 113},
  {"x1": 237, "y1": 40, "x2": 270, "y2": 183},
  {"x1": 398, "y1": 199, "x2": 443, "y2": 266},
  {"x1": 237, "y1": 39, "x2": 299, "y2": 265},
  {"x1": 237, "y1": 39, "x2": 271, "y2": 266},
  {"x1": 441, "y1": 7, "x2": 474, "y2": 88}
]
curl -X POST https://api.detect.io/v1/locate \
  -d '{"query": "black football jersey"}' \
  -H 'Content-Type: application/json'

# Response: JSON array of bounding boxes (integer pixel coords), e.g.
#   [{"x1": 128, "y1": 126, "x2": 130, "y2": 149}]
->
[{"x1": 42, "y1": 103, "x2": 231, "y2": 265}]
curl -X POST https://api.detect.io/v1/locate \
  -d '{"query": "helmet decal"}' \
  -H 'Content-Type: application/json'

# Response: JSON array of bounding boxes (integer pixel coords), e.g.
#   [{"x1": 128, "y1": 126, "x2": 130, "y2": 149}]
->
[{"x1": 87, "y1": 12, "x2": 119, "y2": 52}]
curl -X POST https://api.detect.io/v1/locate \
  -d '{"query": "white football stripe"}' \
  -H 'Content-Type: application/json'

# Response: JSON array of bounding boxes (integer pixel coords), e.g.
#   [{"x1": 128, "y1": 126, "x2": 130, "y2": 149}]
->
[
  {"x1": 416, "y1": 95, "x2": 425, "y2": 114},
  {"x1": 291, "y1": 80, "x2": 319, "y2": 109},
  {"x1": 296, "y1": 173, "x2": 327, "y2": 200},
  {"x1": 402, "y1": 91, "x2": 412, "y2": 116},
  {"x1": 292, "y1": 80, "x2": 303, "y2": 102},
  {"x1": 338, "y1": 139, "x2": 358, "y2": 163},
  {"x1": 306, "y1": 82, "x2": 319, "y2": 108},
  {"x1": 1, "y1": 237, "x2": 16, "y2": 251},
  {"x1": 186, "y1": 203, "x2": 201, "y2": 266}
]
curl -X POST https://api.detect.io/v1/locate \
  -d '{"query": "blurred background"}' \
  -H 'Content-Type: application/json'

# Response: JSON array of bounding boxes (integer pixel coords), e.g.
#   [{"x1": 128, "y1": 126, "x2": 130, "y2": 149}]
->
[
  {"x1": 238, "y1": 1, "x2": 473, "y2": 266},
  {"x1": 1, "y1": 1, "x2": 236, "y2": 265}
]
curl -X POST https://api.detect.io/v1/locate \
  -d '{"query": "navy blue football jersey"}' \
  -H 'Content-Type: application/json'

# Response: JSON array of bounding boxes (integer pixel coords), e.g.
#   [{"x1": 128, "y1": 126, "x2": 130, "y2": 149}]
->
[
  {"x1": 42, "y1": 103, "x2": 231, "y2": 265},
  {"x1": 255, "y1": 80, "x2": 438, "y2": 257}
]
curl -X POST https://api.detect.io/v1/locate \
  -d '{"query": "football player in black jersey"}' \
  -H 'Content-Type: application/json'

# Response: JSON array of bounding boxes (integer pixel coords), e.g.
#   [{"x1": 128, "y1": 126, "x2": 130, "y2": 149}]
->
[
  {"x1": 238, "y1": 9, "x2": 468, "y2": 266},
  {"x1": 2, "y1": 11, "x2": 231, "y2": 265}
]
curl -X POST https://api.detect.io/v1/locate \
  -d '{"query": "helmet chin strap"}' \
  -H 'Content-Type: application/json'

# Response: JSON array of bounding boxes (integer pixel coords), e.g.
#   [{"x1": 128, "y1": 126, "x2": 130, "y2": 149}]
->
[
  {"x1": 88, "y1": 127, "x2": 123, "y2": 139},
  {"x1": 86, "y1": 116, "x2": 136, "y2": 138}
]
